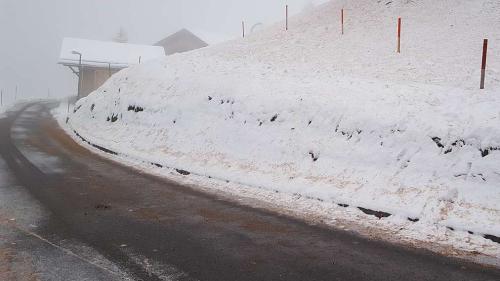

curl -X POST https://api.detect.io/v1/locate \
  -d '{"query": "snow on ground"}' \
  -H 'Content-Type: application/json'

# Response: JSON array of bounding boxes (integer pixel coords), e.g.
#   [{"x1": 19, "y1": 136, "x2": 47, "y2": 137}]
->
[
  {"x1": 0, "y1": 104, "x2": 19, "y2": 119},
  {"x1": 63, "y1": 0, "x2": 500, "y2": 260},
  {"x1": 11, "y1": 104, "x2": 66, "y2": 175},
  {"x1": 1, "y1": 99, "x2": 48, "y2": 119},
  {"x1": 0, "y1": 106, "x2": 9, "y2": 119}
]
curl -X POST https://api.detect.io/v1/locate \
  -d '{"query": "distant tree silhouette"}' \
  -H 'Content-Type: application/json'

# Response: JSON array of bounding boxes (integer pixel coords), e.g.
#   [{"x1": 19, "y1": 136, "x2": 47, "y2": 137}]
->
[{"x1": 113, "y1": 27, "x2": 128, "y2": 43}]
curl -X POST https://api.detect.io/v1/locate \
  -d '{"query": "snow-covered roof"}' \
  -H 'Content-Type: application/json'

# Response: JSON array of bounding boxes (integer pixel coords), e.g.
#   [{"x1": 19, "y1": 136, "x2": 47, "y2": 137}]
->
[
  {"x1": 155, "y1": 29, "x2": 208, "y2": 56},
  {"x1": 188, "y1": 29, "x2": 231, "y2": 45},
  {"x1": 59, "y1": 38, "x2": 165, "y2": 69}
]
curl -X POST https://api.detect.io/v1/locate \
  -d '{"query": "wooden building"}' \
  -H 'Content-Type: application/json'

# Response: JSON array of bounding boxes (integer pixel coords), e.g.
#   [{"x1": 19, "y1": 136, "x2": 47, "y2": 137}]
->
[{"x1": 59, "y1": 38, "x2": 165, "y2": 98}]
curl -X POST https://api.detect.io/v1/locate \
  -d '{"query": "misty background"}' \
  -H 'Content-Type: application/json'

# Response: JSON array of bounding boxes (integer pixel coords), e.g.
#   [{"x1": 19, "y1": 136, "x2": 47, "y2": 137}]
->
[{"x1": 0, "y1": 0, "x2": 318, "y2": 104}]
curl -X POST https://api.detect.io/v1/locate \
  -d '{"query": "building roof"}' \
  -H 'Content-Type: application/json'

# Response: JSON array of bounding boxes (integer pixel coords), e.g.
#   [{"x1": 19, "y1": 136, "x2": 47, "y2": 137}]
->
[
  {"x1": 155, "y1": 29, "x2": 208, "y2": 56},
  {"x1": 188, "y1": 29, "x2": 231, "y2": 45},
  {"x1": 59, "y1": 38, "x2": 165, "y2": 69}
]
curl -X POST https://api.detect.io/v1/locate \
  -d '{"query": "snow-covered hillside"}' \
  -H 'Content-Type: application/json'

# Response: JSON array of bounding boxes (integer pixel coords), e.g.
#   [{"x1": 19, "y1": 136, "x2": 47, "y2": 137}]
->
[
  {"x1": 65, "y1": 0, "x2": 500, "y2": 257},
  {"x1": 1, "y1": 103, "x2": 19, "y2": 118}
]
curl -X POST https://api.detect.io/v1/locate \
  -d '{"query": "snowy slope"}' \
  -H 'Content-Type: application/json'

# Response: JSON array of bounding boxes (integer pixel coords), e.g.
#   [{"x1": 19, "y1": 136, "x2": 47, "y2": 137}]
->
[
  {"x1": 66, "y1": 0, "x2": 500, "y2": 252},
  {"x1": 1, "y1": 103, "x2": 18, "y2": 118}
]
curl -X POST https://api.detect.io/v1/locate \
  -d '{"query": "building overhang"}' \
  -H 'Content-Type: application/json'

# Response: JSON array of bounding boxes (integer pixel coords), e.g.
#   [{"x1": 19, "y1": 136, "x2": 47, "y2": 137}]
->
[{"x1": 58, "y1": 60, "x2": 129, "y2": 70}]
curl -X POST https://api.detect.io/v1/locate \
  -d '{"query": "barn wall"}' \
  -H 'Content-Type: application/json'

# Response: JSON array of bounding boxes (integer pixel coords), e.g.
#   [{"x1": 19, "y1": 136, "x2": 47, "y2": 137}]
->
[{"x1": 80, "y1": 67, "x2": 120, "y2": 98}]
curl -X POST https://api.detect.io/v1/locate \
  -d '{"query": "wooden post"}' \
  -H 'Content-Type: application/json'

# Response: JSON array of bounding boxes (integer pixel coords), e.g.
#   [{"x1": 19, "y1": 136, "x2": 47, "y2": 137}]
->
[
  {"x1": 397, "y1": 17, "x2": 402, "y2": 53},
  {"x1": 286, "y1": 5, "x2": 289, "y2": 31},
  {"x1": 480, "y1": 39, "x2": 488, "y2": 90},
  {"x1": 242, "y1": 21, "x2": 245, "y2": 38},
  {"x1": 341, "y1": 9, "x2": 344, "y2": 35},
  {"x1": 108, "y1": 63, "x2": 112, "y2": 78}
]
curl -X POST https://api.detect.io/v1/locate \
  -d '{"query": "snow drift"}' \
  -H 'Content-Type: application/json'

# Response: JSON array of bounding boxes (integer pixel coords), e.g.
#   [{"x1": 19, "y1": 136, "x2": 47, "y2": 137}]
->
[{"x1": 67, "y1": 0, "x2": 500, "y2": 241}]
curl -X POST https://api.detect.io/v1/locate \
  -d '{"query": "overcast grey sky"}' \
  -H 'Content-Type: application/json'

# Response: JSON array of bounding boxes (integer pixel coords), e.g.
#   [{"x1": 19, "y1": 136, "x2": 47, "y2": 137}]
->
[{"x1": 0, "y1": 0, "x2": 314, "y2": 103}]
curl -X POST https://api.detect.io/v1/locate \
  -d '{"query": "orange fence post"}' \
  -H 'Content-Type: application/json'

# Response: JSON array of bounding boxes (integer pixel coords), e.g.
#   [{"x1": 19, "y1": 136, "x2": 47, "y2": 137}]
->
[
  {"x1": 341, "y1": 9, "x2": 344, "y2": 35},
  {"x1": 480, "y1": 39, "x2": 488, "y2": 89},
  {"x1": 397, "y1": 17, "x2": 402, "y2": 53}
]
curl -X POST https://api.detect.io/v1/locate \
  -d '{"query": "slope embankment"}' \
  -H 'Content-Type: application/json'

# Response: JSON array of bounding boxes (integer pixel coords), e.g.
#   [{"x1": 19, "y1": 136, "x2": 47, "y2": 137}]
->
[{"x1": 64, "y1": 0, "x2": 500, "y2": 259}]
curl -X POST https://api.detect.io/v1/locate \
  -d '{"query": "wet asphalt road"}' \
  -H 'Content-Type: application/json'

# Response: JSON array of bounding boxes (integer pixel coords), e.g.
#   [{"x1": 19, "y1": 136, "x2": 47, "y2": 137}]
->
[{"x1": 0, "y1": 103, "x2": 499, "y2": 281}]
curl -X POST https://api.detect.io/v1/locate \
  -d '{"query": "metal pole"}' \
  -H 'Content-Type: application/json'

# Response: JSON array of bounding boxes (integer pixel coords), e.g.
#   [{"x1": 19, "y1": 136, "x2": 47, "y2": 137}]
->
[
  {"x1": 1, "y1": 89, "x2": 3, "y2": 106},
  {"x1": 480, "y1": 39, "x2": 488, "y2": 90},
  {"x1": 108, "y1": 63, "x2": 112, "y2": 78},
  {"x1": 66, "y1": 99, "x2": 70, "y2": 123},
  {"x1": 15, "y1": 85, "x2": 17, "y2": 101},
  {"x1": 242, "y1": 21, "x2": 245, "y2": 38},
  {"x1": 78, "y1": 54, "x2": 82, "y2": 98},
  {"x1": 286, "y1": 5, "x2": 289, "y2": 31},
  {"x1": 71, "y1": 51, "x2": 83, "y2": 98}
]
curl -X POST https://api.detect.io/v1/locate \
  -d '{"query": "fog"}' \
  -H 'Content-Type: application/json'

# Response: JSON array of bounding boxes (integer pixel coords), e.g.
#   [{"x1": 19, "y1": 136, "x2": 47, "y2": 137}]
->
[{"x1": 0, "y1": 0, "x2": 314, "y2": 104}]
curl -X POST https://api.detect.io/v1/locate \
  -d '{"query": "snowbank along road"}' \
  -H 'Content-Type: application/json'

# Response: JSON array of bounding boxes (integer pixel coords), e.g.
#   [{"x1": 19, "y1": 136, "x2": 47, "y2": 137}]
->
[
  {"x1": 2, "y1": 103, "x2": 500, "y2": 280},
  {"x1": 66, "y1": 0, "x2": 500, "y2": 261}
]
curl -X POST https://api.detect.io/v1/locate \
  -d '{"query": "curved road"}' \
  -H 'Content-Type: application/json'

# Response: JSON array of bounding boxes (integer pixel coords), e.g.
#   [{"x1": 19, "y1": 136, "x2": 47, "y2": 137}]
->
[{"x1": 0, "y1": 103, "x2": 499, "y2": 281}]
